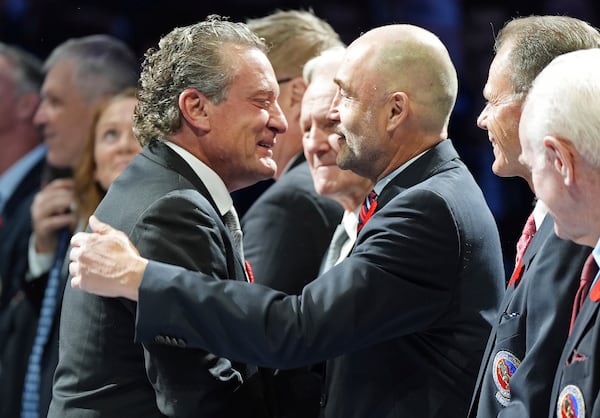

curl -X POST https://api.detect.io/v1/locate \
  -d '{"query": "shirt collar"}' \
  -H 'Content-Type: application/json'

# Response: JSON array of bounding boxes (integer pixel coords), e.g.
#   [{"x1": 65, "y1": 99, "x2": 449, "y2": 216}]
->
[
  {"x1": 373, "y1": 149, "x2": 427, "y2": 195},
  {"x1": 165, "y1": 141, "x2": 232, "y2": 216},
  {"x1": 532, "y1": 200, "x2": 549, "y2": 229}
]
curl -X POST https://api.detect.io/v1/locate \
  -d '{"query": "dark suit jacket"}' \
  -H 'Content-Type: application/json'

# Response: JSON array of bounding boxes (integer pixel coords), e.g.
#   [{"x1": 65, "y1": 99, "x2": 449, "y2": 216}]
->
[
  {"x1": 469, "y1": 216, "x2": 590, "y2": 417},
  {"x1": 0, "y1": 152, "x2": 44, "y2": 418},
  {"x1": 133, "y1": 139, "x2": 505, "y2": 418},
  {"x1": 0, "y1": 153, "x2": 45, "y2": 309},
  {"x1": 49, "y1": 141, "x2": 264, "y2": 418},
  {"x1": 549, "y1": 258, "x2": 600, "y2": 418},
  {"x1": 242, "y1": 156, "x2": 343, "y2": 294},
  {"x1": 241, "y1": 156, "x2": 342, "y2": 418}
]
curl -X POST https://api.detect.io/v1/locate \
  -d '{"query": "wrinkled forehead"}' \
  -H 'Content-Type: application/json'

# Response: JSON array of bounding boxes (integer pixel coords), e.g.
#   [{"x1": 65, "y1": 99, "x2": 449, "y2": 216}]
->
[
  {"x1": 301, "y1": 83, "x2": 337, "y2": 122},
  {"x1": 228, "y1": 47, "x2": 279, "y2": 94}
]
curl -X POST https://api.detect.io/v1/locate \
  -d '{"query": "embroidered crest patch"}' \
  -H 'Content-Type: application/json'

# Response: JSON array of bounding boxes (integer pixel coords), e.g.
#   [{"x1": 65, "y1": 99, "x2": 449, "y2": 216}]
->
[
  {"x1": 492, "y1": 350, "x2": 521, "y2": 406},
  {"x1": 557, "y1": 385, "x2": 585, "y2": 418}
]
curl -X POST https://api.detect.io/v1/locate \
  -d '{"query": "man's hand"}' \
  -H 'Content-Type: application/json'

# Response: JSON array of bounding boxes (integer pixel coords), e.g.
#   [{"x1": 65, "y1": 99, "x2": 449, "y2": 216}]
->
[{"x1": 69, "y1": 216, "x2": 148, "y2": 302}]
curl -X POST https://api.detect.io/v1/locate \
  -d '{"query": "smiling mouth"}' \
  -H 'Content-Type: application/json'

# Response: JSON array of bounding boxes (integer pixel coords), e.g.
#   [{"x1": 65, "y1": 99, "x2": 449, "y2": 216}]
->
[{"x1": 258, "y1": 137, "x2": 276, "y2": 149}]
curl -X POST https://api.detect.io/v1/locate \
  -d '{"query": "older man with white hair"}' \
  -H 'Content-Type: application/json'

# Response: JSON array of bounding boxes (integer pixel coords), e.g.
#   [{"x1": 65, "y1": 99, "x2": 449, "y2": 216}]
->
[{"x1": 519, "y1": 47, "x2": 600, "y2": 418}]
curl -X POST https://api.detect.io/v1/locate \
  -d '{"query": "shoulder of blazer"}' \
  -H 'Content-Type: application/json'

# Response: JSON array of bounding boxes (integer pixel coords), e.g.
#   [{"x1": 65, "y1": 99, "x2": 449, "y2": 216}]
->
[
  {"x1": 3, "y1": 155, "x2": 45, "y2": 216},
  {"x1": 377, "y1": 139, "x2": 461, "y2": 206}
]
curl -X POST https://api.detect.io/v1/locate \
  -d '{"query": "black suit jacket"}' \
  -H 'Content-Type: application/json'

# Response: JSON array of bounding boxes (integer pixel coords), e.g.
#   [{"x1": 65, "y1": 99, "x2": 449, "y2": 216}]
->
[
  {"x1": 469, "y1": 216, "x2": 590, "y2": 417},
  {"x1": 549, "y1": 257, "x2": 600, "y2": 418},
  {"x1": 0, "y1": 153, "x2": 45, "y2": 309},
  {"x1": 133, "y1": 139, "x2": 505, "y2": 418},
  {"x1": 242, "y1": 156, "x2": 343, "y2": 294},
  {"x1": 0, "y1": 152, "x2": 45, "y2": 418},
  {"x1": 50, "y1": 141, "x2": 264, "y2": 418}
]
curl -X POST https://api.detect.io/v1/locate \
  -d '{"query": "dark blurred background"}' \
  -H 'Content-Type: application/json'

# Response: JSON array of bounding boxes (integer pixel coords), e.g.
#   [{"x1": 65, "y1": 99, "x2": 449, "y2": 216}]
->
[{"x1": 3, "y1": 0, "x2": 598, "y2": 270}]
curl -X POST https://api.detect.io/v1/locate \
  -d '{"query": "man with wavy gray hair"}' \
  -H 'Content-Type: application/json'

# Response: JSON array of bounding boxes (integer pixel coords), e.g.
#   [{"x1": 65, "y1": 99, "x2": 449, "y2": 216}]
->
[
  {"x1": 50, "y1": 16, "x2": 286, "y2": 418},
  {"x1": 519, "y1": 47, "x2": 600, "y2": 418}
]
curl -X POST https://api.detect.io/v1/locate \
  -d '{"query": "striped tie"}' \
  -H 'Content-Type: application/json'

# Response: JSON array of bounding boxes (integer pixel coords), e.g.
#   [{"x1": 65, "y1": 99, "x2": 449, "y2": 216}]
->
[{"x1": 357, "y1": 190, "x2": 378, "y2": 234}]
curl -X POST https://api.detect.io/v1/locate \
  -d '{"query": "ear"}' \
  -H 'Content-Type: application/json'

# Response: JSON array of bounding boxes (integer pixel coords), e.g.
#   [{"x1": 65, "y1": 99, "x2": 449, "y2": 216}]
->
[
  {"x1": 387, "y1": 91, "x2": 409, "y2": 131},
  {"x1": 178, "y1": 88, "x2": 211, "y2": 132},
  {"x1": 543, "y1": 135, "x2": 576, "y2": 187},
  {"x1": 16, "y1": 92, "x2": 40, "y2": 121},
  {"x1": 290, "y1": 77, "x2": 307, "y2": 106},
  {"x1": 280, "y1": 76, "x2": 306, "y2": 109}
]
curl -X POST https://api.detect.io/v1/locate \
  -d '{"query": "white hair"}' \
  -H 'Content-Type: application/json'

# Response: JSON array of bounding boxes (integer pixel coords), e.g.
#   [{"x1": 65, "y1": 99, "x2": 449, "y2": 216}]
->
[
  {"x1": 522, "y1": 48, "x2": 600, "y2": 167},
  {"x1": 302, "y1": 46, "x2": 346, "y2": 84}
]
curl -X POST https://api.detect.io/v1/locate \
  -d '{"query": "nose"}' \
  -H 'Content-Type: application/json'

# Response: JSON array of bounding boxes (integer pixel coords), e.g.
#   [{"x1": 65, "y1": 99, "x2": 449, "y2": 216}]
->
[
  {"x1": 269, "y1": 101, "x2": 288, "y2": 134},
  {"x1": 33, "y1": 100, "x2": 48, "y2": 127},
  {"x1": 327, "y1": 90, "x2": 341, "y2": 123},
  {"x1": 476, "y1": 104, "x2": 489, "y2": 130},
  {"x1": 302, "y1": 125, "x2": 330, "y2": 154}
]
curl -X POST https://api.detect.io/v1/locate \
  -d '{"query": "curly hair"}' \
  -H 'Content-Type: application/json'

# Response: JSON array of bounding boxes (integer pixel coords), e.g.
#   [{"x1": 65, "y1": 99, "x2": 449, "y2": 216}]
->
[{"x1": 134, "y1": 15, "x2": 266, "y2": 144}]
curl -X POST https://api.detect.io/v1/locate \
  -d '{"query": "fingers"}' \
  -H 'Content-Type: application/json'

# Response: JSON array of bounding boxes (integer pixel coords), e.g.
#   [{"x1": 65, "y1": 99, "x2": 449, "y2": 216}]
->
[
  {"x1": 70, "y1": 275, "x2": 81, "y2": 289},
  {"x1": 88, "y1": 215, "x2": 115, "y2": 235}
]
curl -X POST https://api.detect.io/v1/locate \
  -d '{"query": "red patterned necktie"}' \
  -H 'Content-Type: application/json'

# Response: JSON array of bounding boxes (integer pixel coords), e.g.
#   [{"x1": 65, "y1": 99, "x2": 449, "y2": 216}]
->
[
  {"x1": 357, "y1": 190, "x2": 378, "y2": 234},
  {"x1": 507, "y1": 212, "x2": 536, "y2": 287},
  {"x1": 568, "y1": 254, "x2": 598, "y2": 335}
]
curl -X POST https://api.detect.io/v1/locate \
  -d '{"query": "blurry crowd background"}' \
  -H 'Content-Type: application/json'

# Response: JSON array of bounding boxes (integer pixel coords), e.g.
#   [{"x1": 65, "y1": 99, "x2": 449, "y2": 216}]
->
[{"x1": 2, "y1": 0, "x2": 599, "y2": 268}]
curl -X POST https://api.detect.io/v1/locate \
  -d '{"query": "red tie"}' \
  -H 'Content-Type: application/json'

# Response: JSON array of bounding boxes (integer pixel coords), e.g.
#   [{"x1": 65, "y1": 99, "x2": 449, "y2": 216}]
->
[
  {"x1": 569, "y1": 254, "x2": 598, "y2": 334},
  {"x1": 507, "y1": 212, "x2": 536, "y2": 287},
  {"x1": 357, "y1": 191, "x2": 378, "y2": 234}
]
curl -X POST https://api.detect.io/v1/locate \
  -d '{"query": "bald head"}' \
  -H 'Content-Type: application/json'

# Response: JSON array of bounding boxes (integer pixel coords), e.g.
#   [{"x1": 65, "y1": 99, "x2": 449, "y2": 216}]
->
[
  {"x1": 330, "y1": 24, "x2": 458, "y2": 181},
  {"x1": 349, "y1": 25, "x2": 458, "y2": 136}
]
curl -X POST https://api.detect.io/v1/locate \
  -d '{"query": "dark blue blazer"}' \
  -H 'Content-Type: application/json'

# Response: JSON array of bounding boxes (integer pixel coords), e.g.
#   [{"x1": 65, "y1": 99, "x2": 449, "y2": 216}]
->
[
  {"x1": 469, "y1": 216, "x2": 590, "y2": 417},
  {"x1": 0, "y1": 153, "x2": 45, "y2": 309},
  {"x1": 131, "y1": 139, "x2": 505, "y2": 418},
  {"x1": 0, "y1": 152, "x2": 44, "y2": 418},
  {"x1": 549, "y1": 259, "x2": 600, "y2": 418}
]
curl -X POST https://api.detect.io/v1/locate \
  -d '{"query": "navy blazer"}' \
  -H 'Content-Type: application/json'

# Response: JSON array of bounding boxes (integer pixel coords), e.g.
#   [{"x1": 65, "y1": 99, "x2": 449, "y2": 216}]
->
[
  {"x1": 0, "y1": 153, "x2": 44, "y2": 418},
  {"x1": 0, "y1": 154, "x2": 45, "y2": 309},
  {"x1": 131, "y1": 139, "x2": 505, "y2": 418},
  {"x1": 469, "y1": 216, "x2": 590, "y2": 417},
  {"x1": 50, "y1": 141, "x2": 265, "y2": 418},
  {"x1": 549, "y1": 261, "x2": 600, "y2": 418}
]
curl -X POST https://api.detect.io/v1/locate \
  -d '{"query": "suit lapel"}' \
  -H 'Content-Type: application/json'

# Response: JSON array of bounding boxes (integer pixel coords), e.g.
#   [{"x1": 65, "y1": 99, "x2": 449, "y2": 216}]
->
[
  {"x1": 569, "y1": 296, "x2": 600, "y2": 347},
  {"x1": 144, "y1": 141, "x2": 251, "y2": 281}
]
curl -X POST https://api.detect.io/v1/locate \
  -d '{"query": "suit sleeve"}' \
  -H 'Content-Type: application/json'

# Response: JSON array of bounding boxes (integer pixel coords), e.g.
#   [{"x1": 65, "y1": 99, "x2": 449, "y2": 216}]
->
[
  {"x1": 136, "y1": 187, "x2": 461, "y2": 369},
  {"x1": 128, "y1": 190, "x2": 244, "y2": 417}
]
